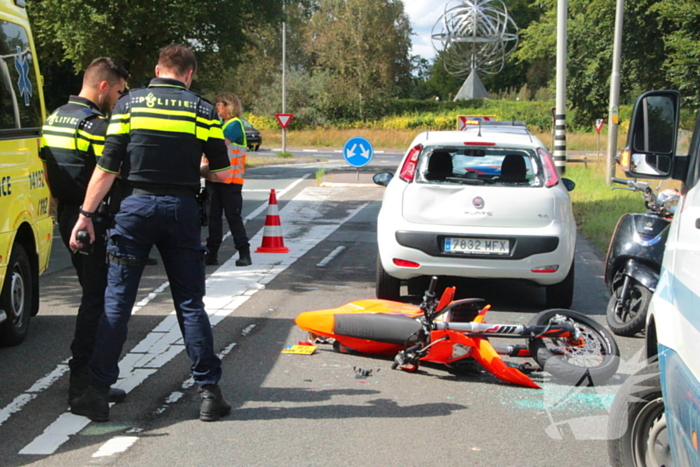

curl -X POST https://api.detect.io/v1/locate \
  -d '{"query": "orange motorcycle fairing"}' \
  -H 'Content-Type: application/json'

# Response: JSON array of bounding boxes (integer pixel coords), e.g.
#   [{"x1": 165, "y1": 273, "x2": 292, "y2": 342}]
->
[
  {"x1": 295, "y1": 299, "x2": 423, "y2": 356},
  {"x1": 422, "y1": 330, "x2": 541, "y2": 389}
]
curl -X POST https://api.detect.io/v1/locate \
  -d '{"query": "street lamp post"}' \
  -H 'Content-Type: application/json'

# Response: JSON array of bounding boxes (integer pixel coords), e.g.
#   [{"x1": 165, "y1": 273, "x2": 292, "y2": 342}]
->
[{"x1": 606, "y1": 0, "x2": 625, "y2": 186}]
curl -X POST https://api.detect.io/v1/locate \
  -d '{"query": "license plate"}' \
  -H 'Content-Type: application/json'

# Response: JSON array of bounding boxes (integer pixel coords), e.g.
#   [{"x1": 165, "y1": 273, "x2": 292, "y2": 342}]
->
[{"x1": 444, "y1": 237, "x2": 510, "y2": 255}]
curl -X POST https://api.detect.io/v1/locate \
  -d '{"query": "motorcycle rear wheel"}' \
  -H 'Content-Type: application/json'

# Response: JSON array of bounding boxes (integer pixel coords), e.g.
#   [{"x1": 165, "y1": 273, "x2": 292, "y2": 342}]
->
[
  {"x1": 528, "y1": 309, "x2": 620, "y2": 386},
  {"x1": 606, "y1": 276, "x2": 651, "y2": 337}
]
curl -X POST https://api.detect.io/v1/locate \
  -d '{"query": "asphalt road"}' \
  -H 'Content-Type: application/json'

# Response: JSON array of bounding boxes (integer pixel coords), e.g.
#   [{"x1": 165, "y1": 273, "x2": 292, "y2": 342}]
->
[{"x1": 0, "y1": 157, "x2": 644, "y2": 467}]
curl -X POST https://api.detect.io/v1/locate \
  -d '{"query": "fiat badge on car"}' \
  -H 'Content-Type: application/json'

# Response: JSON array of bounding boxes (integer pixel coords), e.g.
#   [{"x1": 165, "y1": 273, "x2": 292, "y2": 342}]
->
[{"x1": 473, "y1": 197, "x2": 485, "y2": 209}]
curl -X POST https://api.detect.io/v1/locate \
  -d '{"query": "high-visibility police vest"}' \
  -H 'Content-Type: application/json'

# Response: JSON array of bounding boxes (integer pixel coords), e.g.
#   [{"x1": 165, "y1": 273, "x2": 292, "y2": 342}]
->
[
  {"x1": 40, "y1": 99, "x2": 105, "y2": 205},
  {"x1": 222, "y1": 117, "x2": 247, "y2": 185}
]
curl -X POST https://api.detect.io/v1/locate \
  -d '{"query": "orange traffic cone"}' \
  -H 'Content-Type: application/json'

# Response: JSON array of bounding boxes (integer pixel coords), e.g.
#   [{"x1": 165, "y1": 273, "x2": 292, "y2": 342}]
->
[{"x1": 255, "y1": 189, "x2": 289, "y2": 253}]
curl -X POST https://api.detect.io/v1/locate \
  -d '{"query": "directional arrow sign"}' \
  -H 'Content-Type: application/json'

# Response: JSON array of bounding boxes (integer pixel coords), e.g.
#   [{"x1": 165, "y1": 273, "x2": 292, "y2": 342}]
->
[
  {"x1": 343, "y1": 136, "x2": 373, "y2": 167},
  {"x1": 275, "y1": 113, "x2": 294, "y2": 129}
]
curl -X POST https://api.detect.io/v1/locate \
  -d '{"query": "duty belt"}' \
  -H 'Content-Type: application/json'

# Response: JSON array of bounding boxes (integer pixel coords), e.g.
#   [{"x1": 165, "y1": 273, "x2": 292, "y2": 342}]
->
[
  {"x1": 123, "y1": 184, "x2": 197, "y2": 198},
  {"x1": 107, "y1": 253, "x2": 149, "y2": 267}
]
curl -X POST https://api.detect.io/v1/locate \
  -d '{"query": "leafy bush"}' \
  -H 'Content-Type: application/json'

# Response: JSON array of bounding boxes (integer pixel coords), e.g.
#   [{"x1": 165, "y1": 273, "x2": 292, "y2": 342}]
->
[{"x1": 248, "y1": 99, "x2": 633, "y2": 134}]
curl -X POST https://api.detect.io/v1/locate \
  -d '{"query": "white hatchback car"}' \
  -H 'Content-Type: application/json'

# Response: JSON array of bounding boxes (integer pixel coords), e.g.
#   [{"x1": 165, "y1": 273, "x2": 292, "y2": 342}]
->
[{"x1": 373, "y1": 122, "x2": 577, "y2": 307}]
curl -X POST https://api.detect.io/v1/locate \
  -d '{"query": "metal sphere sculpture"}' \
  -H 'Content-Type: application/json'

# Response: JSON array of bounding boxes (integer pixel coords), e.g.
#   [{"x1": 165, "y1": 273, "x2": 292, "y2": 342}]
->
[{"x1": 431, "y1": 0, "x2": 518, "y2": 77}]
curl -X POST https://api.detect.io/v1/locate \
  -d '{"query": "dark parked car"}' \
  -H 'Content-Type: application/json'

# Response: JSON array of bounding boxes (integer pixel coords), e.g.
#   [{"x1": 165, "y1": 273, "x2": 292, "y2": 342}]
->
[{"x1": 240, "y1": 117, "x2": 261, "y2": 151}]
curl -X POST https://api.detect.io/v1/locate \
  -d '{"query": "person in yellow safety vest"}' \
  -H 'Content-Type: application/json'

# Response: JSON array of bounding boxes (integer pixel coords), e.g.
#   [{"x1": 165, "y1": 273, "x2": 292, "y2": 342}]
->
[{"x1": 204, "y1": 92, "x2": 251, "y2": 267}]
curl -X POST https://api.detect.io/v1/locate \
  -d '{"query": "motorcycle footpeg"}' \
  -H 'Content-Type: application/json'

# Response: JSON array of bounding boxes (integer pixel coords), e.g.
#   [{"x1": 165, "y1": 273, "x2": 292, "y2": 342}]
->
[{"x1": 516, "y1": 362, "x2": 540, "y2": 374}]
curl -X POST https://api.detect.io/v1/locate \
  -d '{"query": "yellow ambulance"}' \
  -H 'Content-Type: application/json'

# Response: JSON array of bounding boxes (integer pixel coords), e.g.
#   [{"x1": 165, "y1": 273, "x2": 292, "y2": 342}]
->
[{"x1": 0, "y1": 0, "x2": 52, "y2": 345}]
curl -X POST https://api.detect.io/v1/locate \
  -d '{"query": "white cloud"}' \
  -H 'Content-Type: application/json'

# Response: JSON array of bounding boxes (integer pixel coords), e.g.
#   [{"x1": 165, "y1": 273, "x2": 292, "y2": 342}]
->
[{"x1": 404, "y1": 0, "x2": 453, "y2": 61}]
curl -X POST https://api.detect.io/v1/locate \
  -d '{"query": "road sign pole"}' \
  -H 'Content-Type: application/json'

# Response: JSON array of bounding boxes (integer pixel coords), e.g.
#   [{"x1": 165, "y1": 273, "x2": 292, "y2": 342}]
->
[{"x1": 282, "y1": 14, "x2": 287, "y2": 154}]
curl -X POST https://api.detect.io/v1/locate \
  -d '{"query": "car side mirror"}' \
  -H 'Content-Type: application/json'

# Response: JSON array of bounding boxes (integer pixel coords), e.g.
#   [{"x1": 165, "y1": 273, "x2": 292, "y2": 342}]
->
[
  {"x1": 373, "y1": 172, "x2": 393, "y2": 187},
  {"x1": 622, "y1": 91, "x2": 681, "y2": 179},
  {"x1": 562, "y1": 178, "x2": 575, "y2": 192}
]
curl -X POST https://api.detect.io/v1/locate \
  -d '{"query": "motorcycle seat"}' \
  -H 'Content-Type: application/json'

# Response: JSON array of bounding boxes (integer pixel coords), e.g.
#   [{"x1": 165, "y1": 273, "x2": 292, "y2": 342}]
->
[{"x1": 334, "y1": 313, "x2": 422, "y2": 346}]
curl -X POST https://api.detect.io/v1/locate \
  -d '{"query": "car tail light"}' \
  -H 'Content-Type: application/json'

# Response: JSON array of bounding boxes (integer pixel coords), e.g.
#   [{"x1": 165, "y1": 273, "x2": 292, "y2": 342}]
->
[
  {"x1": 538, "y1": 148, "x2": 560, "y2": 188},
  {"x1": 464, "y1": 142, "x2": 496, "y2": 146},
  {"x1": 399, "y1": 144, "x2": 423, "y2": 182},
  {"x1": 532, "y1": 265, "x2": 559, "y2": 273},
  {"x1": 393, "y1": 258, "x2": 420, "y2": 268}
]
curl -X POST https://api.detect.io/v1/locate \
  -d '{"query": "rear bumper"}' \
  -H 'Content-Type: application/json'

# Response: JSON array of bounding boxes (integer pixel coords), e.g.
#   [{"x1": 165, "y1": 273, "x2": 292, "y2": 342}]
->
[{"x1": 378, "y1": 224, "x2": 575, "y2": 286}]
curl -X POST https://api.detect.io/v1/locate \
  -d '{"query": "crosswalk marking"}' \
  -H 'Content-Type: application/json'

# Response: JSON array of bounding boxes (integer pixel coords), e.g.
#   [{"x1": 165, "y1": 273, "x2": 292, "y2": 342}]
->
[{"x1": 19, "y1": 186, "x2": 373, "y2": 456}]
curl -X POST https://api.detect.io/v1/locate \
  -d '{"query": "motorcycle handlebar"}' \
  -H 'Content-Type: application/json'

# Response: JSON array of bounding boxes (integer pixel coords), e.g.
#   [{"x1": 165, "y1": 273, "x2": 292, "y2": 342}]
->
[{"x1": 427, "y1": 276, "x2": 438, "y2": 296}]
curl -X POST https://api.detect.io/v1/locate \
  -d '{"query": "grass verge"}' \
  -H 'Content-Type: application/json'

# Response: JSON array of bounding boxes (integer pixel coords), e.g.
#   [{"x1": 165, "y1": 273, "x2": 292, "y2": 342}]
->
[
  {"x1": 260, "y1": 128, "x2": 628, "y2": 152},
  {"x1": 565, "y1": 161, "x2": 680, "y2": 254}
]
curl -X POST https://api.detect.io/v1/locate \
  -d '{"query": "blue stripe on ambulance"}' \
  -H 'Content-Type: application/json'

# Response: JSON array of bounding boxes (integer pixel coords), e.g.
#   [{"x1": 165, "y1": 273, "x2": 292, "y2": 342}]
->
[{"x1": 656, "y1": 268, "x2": 700, "y2": 466}]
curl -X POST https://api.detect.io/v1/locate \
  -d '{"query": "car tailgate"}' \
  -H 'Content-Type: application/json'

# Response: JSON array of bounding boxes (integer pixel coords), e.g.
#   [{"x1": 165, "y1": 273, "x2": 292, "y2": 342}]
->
[{"x1": 402, "y1": 184, "x2": 556, "y2": 229}]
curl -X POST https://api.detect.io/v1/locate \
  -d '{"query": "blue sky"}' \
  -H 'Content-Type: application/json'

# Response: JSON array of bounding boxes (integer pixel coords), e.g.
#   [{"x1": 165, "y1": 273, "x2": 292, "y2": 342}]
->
[{"x1": 404, "y1": 0, "x2": 453, "y2": 61}]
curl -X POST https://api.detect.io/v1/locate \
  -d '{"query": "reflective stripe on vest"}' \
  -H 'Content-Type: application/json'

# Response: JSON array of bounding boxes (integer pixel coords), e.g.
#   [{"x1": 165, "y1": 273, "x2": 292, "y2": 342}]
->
[
  {"x1": 222, "y1": 117, "x2": 247, "y2": 148},
  {"x1": 224, "y1": 142, "x2": 247, "y2": 184}
]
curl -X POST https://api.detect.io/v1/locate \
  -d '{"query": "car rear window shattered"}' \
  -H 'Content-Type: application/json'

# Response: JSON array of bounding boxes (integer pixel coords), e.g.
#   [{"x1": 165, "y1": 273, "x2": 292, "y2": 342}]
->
[{"x1": 417, "y1": 148, "x2": 542, "y2": 187}]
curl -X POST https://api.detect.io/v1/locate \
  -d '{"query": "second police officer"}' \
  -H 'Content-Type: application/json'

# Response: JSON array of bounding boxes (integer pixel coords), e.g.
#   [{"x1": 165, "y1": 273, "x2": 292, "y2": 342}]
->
[
  {"x1": 40, "y1": 57, "x2": 129, "y2": 405},
  {"x1": 69, "y1": 44, "x2": 232, "y2": 422}
]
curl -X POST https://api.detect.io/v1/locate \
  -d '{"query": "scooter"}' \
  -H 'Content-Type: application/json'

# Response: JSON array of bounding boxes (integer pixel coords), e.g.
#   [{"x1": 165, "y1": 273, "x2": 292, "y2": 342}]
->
[
  {"x1": 605, "y1": 178, "x2": 681, "y2": 336},
  {"x1": 295, "y1": 277, "x2": 620, "y2": 388}
]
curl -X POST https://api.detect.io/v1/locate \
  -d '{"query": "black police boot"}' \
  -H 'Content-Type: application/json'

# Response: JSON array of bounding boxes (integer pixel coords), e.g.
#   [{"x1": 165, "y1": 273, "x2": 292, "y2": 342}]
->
[
  {"x1": 68, "y1": 368, "x2": 126, "y2": 404},
  {"x1": 199, "y1": 384, "x2": 231, "y2": 422},
  {"x1": 70, "y1": 384, "x2": 110, "y2": 422},
  {"x1": 235, "y1": 246, "x2": 252, "y2": 267},
  {"x1": 204, "y1": 250, "x2": 219, "y2": 266}
]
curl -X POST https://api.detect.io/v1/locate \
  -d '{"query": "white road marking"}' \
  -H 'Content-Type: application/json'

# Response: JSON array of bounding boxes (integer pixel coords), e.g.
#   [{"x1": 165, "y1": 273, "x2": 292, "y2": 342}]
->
[
  {"x1": 0, "y1": 177, "x2": 309, "y2": 431},
  {"x1": 92, "y1": 437, "x2": 139, "y2": 457},
  {"x1": 0, "y1": 362, "x2": 69, "y2": 426},
  {"x1": 316, "y1": 246, "x2": 346, "y2": 267},
  {"x1": 20, "y1": 186, "x2": 370, "y2": 456}
]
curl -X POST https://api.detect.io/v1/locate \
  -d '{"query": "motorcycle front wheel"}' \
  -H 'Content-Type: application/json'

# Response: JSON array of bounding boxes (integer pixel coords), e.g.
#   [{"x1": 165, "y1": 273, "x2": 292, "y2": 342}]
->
[
  {"x1": 606, "y1": 274, "x2": 651, "y2": 336},
  {"x1": 528, "y1": 309, "x2": 620, "y2": 386}
]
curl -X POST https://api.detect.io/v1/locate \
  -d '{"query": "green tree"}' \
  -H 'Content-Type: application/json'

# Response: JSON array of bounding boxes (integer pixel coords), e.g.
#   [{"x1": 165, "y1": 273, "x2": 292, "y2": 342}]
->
[
  {"x1": 652, "y1": 0, "x2": 700, "y2": 107},
  {"x1": 215, "y1": 2, "x2": 316, "y2": 113},
  {"x1": 304, "y1": 0, "x2": 413, "y2": 119},
  {"x1": 27, "y1": 0, "x2": 284, "y2": 89},
  {"x1": 515, "y1": 0, "x2": 669, "y2": 128}
]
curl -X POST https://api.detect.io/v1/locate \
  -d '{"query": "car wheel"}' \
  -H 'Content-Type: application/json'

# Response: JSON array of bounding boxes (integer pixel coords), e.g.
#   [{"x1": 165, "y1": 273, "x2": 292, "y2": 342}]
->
[
  {"x1": 0, "y1": 244, "x2": 33, "y2": 346},
  {"x1": 545, "y1": 261, "x2": 574, "y2": 308},
  {"x1": 254, "y1": 145, "x2": 260, "y2": 152},
  {"x1": 608, "y1": 361, "x2": 671, "y2": 467},
  {"x1": 376, "y1": 255, "x2": 400, "y2": 301}
]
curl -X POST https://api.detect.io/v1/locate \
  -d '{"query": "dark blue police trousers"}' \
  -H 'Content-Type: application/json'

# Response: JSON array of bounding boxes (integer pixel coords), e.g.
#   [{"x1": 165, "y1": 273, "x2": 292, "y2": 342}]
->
[
  {"x1": 89, "y1": 195, "x2": 222, "y2": 388},
  {"x1": 57, "y1": 204, "x2": 109, "y2": 373}
]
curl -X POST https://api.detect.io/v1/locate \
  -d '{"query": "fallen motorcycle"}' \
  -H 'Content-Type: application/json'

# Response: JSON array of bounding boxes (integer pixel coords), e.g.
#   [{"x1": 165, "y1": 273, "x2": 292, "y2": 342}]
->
[{"x1": 295, "y1": 277, "x2": 620, "y2": 388}]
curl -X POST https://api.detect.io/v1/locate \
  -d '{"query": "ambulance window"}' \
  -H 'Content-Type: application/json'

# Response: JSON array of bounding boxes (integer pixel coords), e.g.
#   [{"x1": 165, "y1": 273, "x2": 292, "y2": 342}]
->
[{"x1": 0, "y1": 20, "x2": 42, "y2": 133}]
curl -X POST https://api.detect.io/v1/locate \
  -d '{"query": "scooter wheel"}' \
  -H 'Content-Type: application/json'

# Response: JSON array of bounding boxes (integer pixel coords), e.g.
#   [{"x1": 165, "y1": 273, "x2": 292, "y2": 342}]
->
[
  {"x1": 528, "y1": 309, "x2": 620, "y2": 386},
  {"x1": 606, "y1": 279, "x2": 650, "y2": 336}
]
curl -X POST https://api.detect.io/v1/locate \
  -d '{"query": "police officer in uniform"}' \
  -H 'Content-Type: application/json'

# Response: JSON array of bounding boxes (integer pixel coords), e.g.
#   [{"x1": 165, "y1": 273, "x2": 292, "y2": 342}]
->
[
  {"x1": 40, "y1": 57, "x2": 129, "y2": 405},
  {"x1": 69, "y1": 45, "x2": 232, "y2": 422}
]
